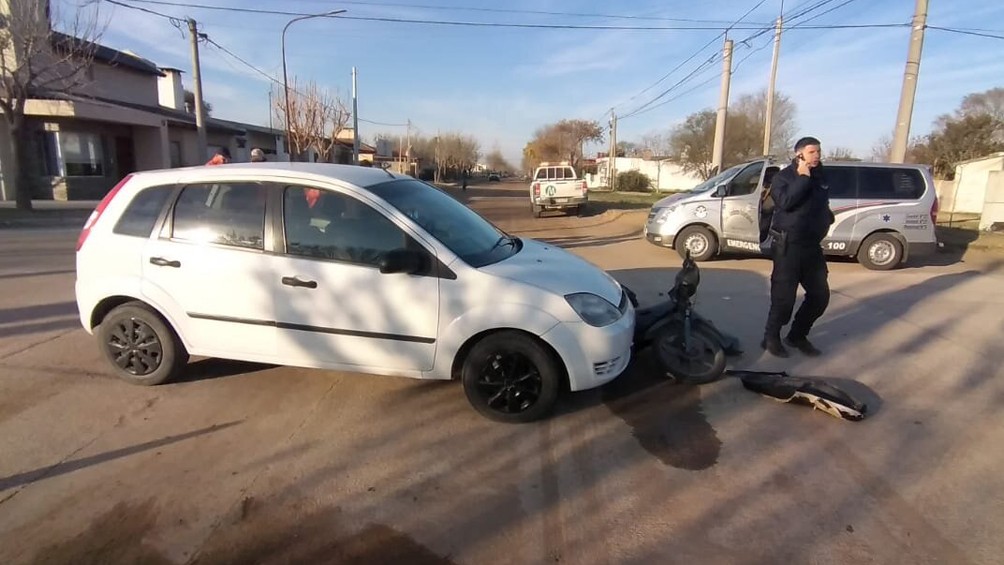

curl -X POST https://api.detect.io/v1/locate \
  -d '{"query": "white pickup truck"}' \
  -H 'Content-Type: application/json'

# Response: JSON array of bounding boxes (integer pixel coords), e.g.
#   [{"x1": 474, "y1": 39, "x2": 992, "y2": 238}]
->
[{"x1": 529, "y1": 162, "x2": 588, "y2": 217}]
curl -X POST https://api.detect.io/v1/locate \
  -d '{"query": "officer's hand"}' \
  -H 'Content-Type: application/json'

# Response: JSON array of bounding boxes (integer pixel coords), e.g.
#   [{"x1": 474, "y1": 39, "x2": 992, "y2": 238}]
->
[{"x1": 796, "y1": 156, "x2": 812, "y2": 177}]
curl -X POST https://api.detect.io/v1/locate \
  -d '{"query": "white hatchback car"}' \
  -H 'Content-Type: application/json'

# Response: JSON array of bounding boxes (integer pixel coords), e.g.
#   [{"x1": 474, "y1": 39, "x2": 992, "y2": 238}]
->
[{"x1": 75, "y1": 163, "x2": 635, "y2": 422}]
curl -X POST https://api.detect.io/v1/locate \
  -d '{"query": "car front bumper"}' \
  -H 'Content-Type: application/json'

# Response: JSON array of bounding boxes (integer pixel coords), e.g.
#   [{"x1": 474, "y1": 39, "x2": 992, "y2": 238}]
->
[{"x1": 540, "y1": 305, "x2": 635, "y2": 391}]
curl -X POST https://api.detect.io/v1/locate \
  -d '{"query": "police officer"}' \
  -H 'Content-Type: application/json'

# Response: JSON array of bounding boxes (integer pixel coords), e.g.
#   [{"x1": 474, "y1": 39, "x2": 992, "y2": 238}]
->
[{"x1": 762, "y1": 136, "x2": 834, "y2": 358}]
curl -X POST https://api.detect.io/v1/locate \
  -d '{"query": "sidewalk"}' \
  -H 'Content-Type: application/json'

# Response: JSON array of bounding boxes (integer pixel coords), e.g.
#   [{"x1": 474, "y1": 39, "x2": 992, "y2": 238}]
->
[{"x1": 0, "y1": 200, "x2": 98, "y2": 230}]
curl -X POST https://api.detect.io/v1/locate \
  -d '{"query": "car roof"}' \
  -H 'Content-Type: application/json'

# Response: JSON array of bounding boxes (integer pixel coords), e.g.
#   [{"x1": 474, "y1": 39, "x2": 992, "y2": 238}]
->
[{"x1": 125, "y1": 162, "x2": 410, "y2": 189}]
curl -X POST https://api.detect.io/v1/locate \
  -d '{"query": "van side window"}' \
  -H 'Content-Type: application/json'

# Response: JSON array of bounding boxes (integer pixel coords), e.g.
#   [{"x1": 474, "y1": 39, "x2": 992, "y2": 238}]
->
[
  {"x1": 727, "y1": 162, "x2": 763, "y2": 197},
  {"x1": 535, "y1": 169, "x2": 547, "y2": 180},
  {"x1": 859, "y1": 167, "x2": 924, "y2": 200},
  {"x1": 824, "y1": 167, "x2": 857, "y2": 199},
  {"x1": 113, "y1": 186, "x2": 173, "y2": 238}
]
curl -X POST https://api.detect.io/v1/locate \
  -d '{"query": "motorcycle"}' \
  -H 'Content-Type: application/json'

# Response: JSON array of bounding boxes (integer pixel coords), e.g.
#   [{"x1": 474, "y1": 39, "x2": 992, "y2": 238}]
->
[{"x1": 627, "y1": 250, "x2": 741, "y2": 384}]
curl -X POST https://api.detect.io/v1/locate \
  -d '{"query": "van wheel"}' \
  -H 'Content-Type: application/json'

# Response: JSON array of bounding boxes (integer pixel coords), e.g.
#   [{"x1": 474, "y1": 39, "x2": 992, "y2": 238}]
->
[
  {"x1": 461, "y1": 331, "x2": 561, "y2": 423},
  {"x1": 858, "y1": 233, "x2": 903, "y2": 271},
  {"x1": 532, "y1": 203, "x2": 543, "y2": 218},
  {"x1": 676, "y1": 226, "x2": 717, "y2": 262},
  {"x1": 97, "y1": 302, "x2": 188, "y2": 386}
]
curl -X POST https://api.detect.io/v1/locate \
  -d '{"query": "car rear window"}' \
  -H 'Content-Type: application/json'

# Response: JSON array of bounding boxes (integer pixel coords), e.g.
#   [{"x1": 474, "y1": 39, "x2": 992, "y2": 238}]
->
[
  {"x1": 858, "y1": 167, "x2": 925, "y2": 200},
  {"x1": 113, "y1": 186, "x2": 173, "y2": 238},
  {"x1": 534, "y1": 167, "x2": 577, "y2": 180}
]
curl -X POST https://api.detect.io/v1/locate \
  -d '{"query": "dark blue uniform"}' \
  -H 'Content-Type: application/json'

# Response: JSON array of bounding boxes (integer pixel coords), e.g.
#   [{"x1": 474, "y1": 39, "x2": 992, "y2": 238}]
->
[{"x1": 764, "y1": 162, "x2": 834, "y2": 343}]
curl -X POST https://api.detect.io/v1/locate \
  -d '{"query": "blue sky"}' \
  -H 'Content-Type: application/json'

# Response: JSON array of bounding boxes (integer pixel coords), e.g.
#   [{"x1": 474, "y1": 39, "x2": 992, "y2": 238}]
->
[{"x1": 65, "y1": 0, "x2": 1004, "y2": 164}]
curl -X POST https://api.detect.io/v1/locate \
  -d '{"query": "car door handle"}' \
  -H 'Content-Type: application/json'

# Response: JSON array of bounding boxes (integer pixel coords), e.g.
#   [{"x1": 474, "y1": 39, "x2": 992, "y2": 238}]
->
[
  {"x1": 149, "y1": 257, "x2": 181, "y2": 268},
  {"x1": 281, "y1": 276, "x2": 317, "y2": 289}
]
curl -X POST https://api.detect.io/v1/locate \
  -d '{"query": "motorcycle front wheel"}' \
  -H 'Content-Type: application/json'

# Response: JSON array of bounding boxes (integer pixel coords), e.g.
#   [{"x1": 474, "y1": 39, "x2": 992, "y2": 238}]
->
[{"x1": 654, "y1": 325, "x2": 727, "y2": 384}]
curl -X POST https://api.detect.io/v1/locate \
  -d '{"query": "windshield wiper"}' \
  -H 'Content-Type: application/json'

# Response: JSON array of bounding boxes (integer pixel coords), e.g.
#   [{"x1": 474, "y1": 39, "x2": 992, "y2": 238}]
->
[{"x1": 489, "y1": 234, "x2": 517, "y2": 253}]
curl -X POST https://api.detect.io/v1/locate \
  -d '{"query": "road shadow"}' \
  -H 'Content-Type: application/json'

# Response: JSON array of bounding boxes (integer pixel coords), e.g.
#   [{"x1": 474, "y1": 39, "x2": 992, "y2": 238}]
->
[
  {"x1": 0, "y1": 270, "x2": 76, "y2": 280},
  {"x1": 171, "y1": 358, "x2": 277, "y2": 384},
  {"x1": 0, "y1": 421, "x2": 242, "y2": 494},
  {"x1": 540, "y1": 230, "x2": 642, "y2": 249}
]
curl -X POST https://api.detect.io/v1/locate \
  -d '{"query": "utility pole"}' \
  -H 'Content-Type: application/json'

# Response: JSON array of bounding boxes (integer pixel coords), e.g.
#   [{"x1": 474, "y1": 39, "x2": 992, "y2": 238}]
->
[
  {"x1": 606, "y1": 108, "x2": 614, "y2": 192},
  {"x1": 187, "y1": 19, "x2": 208, "y2": 161},
  {"x1": 711, "y1": 38, "x2": 734, "y2": 175},
  {"x1": 406, "y1": 119, "x2": 412, "y2": 175},
  {"x1": 890, "y1": 0, "x2": 928, "y2": 163},
  {"x1": 763, "y1": 16, "x2": 783, "y2": 156},
  {"x1": 352, "y1": 67, "x2": 360, "y2": 165}
]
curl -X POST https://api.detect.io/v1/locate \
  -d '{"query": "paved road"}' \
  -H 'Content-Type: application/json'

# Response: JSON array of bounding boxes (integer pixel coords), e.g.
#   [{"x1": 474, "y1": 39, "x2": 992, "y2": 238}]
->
[{"x1": 2, "y1": 184, "x2": 1003, "y2": 564}]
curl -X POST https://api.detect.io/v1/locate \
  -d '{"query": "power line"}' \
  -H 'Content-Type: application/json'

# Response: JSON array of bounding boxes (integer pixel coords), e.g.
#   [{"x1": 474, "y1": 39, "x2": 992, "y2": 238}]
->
[
  {"x1": 928, "y1": 26, "x2": 1004, "y2": 41},
  {"x1": 104, "y1": 1, "x2": 408, "y2": 127},
  {"x1": 612, "y1": 0, "x2": 770, "y2": 118},
  {"x1": 287, "y1": 0, "x2": 776, "y2": 26},
  {"x1": 113, "y1": 0, "x2": 909, "y2": 31}
]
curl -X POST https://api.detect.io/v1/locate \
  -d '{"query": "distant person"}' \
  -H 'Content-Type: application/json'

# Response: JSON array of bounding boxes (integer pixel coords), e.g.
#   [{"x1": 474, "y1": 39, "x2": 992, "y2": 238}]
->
[
  {"x1": 761, "y1": 136, "x2": 834, "y2": 358},
  {"x1": 461, "y1": 169, "x2": 468, "y2": 191},
  {"x1": 206, "y1": 147, "x2": 231, "y2": 166},
  {"x1": 250, "y1": 148, "x2": 266, "y2": 162}
]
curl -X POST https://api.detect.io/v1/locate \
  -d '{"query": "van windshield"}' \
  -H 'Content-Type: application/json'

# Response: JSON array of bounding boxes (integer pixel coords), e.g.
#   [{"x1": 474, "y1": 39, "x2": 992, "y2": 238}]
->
[{"x1": 684, "y1": 163, "x2": 746, "y2": 193}]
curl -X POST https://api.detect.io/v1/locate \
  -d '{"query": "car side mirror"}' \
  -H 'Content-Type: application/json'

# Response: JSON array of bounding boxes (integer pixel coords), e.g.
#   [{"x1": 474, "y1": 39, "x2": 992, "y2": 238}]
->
[
  {"x1": 714, "y1": 184, "x2": 728, "y2": 198},
  {"x1": 379, "y1": 248, "x2": 427, "y2": 275}
]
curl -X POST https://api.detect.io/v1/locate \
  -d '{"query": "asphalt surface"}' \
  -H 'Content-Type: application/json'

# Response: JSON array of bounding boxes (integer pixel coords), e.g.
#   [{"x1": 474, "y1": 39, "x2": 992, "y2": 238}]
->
[{"x1": 2, "y1": 181, "x2": 1004, "y2": 564}]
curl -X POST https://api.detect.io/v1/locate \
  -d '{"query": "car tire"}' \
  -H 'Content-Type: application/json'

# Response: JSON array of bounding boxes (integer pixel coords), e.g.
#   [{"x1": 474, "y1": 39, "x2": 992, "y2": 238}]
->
[
  {"x1": 97, "y1": 302, "x2": 189, "y2": 386},
  {"x1": 676, "y1": 225, "x2": 717, "y2": 262},
  {"x1": 858, "y1": 233, "x2": 903, "y2": 271},
  {"x1": 461, "y1": 331, "x2": 562, "y2": 423},
  {"x1": 533, "y1": 204, "x2": 543, "y2": 218},
  {"x1": 576, "y1": 204, "x2": 585, "y2": 217}
]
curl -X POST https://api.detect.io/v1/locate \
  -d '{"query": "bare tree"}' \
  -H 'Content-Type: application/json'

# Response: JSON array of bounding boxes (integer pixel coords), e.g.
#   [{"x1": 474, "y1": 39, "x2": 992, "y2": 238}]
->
[
  {"x1": 272, "y1": 79, "x2": 347, "y2": 162},
  {"x1": 0, "y1": 0, "x2": 105, "y2": 209},
  {"x1": 731, "y1": 88, "x2": 798, "y2": 157},
  {"x1": 307, "y1": 85, "x2": 349, "y2": 163},
  {"x1": 522, "y1": 118, "x2": 603, "y2": 171},
  {"x1": 825, "y1": 147, "x2": 860, "y2": 161},
  {"x1": 484, "y1": 146, "x2": 511, "y2": 172}
]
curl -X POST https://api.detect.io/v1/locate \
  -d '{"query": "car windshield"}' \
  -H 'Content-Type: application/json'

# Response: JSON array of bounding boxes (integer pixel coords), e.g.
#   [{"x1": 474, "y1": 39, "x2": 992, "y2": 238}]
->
[
  {"x1": 684, "y1": 163, "x2": 747, "y2": 193},
  {"x1": 368, "y1": 178, "x2": 520, "y2": 268}
]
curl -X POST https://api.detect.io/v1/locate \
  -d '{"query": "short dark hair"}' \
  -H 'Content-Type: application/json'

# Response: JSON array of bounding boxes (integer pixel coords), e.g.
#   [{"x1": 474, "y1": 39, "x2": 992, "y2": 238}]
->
[
  {"x1": 794, "y1": 137, "x2": 821, "y2": 151},
  {"x1": 217, "y1": 147, "x2": 231, "y2": 158}
]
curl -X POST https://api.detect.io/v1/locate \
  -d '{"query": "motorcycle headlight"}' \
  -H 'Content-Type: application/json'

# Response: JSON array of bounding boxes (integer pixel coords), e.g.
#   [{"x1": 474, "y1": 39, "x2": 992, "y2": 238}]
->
[
  {"x1": 654, "y1": 205, "x2": 678, "y2": 224},
  {"x1": 565, "y1": 292, "x2": 622, "y2": 327}
]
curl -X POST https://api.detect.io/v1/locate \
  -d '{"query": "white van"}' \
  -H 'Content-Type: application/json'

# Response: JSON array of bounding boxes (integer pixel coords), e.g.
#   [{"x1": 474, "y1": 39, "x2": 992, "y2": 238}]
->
[{"x1": 643, "y1": 159, "x2": 939, "y2": 270}]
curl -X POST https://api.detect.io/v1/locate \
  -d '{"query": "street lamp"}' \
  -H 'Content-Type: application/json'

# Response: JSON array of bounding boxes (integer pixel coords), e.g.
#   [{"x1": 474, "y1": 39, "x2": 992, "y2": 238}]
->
[{"x1": 281, "y1": 9, "x2": 346, "y2": 160}]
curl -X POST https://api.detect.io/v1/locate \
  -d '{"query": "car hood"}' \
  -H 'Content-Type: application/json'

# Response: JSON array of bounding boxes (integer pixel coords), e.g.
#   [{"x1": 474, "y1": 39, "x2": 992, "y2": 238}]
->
[{"x1": 480, "y1": 238, "x2": 622, "y2": 304}]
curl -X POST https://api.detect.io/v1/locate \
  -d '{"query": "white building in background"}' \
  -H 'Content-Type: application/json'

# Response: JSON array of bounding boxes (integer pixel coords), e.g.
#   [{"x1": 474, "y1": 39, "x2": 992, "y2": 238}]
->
[{"x1": 589, "y1": 156, "x2": 703, "y2": 192}]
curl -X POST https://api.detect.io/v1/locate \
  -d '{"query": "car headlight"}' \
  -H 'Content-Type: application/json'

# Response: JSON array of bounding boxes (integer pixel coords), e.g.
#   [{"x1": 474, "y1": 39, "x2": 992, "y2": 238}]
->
[
  {"x1": 565, "y1": 293, "x2": 622, "y2": 327},
  {"x1": 653, "y1": 205, "x2": 678, "y2": 224}
]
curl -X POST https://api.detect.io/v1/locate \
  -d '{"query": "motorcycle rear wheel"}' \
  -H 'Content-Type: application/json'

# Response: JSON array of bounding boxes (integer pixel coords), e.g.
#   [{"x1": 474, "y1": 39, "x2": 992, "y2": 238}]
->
[{"x1": 654, "y1": 325, "x2": 726, "y2": 384}]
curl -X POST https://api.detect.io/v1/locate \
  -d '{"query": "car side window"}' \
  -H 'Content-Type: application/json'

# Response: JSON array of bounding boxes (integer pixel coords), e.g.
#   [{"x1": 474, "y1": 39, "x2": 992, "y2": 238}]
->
[
  {"x1": 113, "y1": 185, "x2": 173, "y2": 238},
  {"x1": 535, "y1": 169, "x2": 547, "y2": 180},
  {"x1": 282, "y1": 185, "x2": 411, "y2": 267},
  {"x1": 727, "y1": 163, "x2": 764, "y2": 197},
  {"x1": 824, "y1": 167, "x2": 857, "y2": 199},
  {"x1": 171, "y1": 183, "x2": 266, "y2": 250}
]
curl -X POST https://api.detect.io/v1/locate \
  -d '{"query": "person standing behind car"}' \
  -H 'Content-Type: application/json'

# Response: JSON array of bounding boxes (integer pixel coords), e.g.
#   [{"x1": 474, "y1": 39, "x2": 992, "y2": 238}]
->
[
  {"x1": 761, "y1": 136, "x2": 834, "y2": 358},
  {"x1": 206, "y1": 147, "x2": 231, "y2": 166},
  {"x1": 250, "y1": 147, "x2": 266, "y2": 162}
]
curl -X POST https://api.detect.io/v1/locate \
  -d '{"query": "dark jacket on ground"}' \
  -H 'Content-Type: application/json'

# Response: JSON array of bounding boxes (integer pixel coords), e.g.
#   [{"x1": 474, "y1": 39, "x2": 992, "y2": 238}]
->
[{"x1": 767, "y1": 162, "x2": 835, "y2": 245}]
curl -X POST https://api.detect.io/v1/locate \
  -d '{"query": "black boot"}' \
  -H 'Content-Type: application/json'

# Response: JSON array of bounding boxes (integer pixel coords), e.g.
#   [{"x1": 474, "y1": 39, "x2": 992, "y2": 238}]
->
[
  {"x1": 760, "y1": 335, "x2": 790, "y2": 358},
  {"x1": 784, "y1": 334, "x2": 822, "y2": 357}
]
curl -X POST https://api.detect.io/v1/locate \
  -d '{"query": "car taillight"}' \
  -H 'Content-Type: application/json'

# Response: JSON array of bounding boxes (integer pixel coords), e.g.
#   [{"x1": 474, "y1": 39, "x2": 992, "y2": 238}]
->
[
  {"x1": 533, "y1": 182, "x2": 540, "y2": 196},
  {"x1": 581, "y1": 180, "x2": 588, "y2": 193},
  {"x1": 77, "y1": 174, "x2": 133, "y2": 251},
  {"x1": 930, "y1": 197, "x2": 939, "y2": 225}
]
